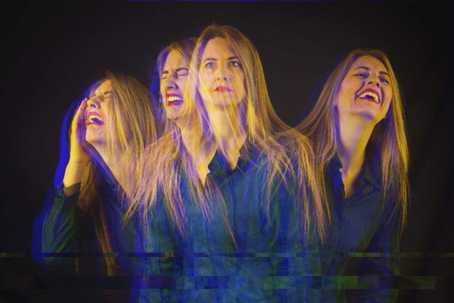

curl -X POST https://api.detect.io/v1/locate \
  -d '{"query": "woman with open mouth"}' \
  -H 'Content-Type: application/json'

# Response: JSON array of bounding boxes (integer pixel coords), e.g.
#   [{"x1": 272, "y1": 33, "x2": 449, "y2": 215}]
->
[
  {"x1": 298, "y1": 49, "x2": 409, "y2": 302},
  {"x1": 127, "y1": 38, "x2": 227, "y2": 302},
  {"x1": 152, "y1": 24, "x2": 328, "y2": 302},
  {"x1": 153, "y1": 38, "x2": 195, "y2": 124},
  {"x1": 35, "y1": 72, "x2": 158, "y2": 292}
]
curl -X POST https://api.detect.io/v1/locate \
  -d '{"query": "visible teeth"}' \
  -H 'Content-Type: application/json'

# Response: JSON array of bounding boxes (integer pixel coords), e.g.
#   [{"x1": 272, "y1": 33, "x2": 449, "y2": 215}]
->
[
  {"x1": 90, "y1": 117, "x2": 103, "y2": 124},
  {"x1": 359, "y1": 91, "x2": 380, "y2": 103},
  {"x1": 167, "y1": 96, "x2": 182, "y2": 102}
]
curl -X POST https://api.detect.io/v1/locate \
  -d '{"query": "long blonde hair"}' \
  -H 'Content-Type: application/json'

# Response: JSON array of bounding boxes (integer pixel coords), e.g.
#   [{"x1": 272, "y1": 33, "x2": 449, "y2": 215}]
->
[
  {"x1": 298, "y1": 49, "x2": 409, "y2": 225},
  {"x1": 125, "y1": 39, "x2": 236, "y2": 243},
  {"x1": 78, "y1": 71, "x2": 157, "y2": 275},
  {"x1": 185, "y1": 24, "x2": 329, "y2": 240}
]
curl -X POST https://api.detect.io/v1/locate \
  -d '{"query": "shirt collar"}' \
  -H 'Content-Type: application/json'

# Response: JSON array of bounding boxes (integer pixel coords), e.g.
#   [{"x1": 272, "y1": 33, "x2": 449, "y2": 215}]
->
[
  {"x1": 208, "y1": 144, "x2": 261, "y2": 182},
  {"x1": 327, "y1": 149, "x2": 382, "y2": 201}
]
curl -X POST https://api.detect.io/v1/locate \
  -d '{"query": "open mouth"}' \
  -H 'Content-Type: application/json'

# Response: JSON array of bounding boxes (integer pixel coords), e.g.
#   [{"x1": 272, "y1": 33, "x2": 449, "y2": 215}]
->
[
  {"x1": 165, "y1": 94, "x2": 183, "y2": 106},
  {"x1": 357, "y1": 89, "x2": 381, "y2": 104},
  {"x1": 86, "y1": 112, "x2": 104, "y2": 125},
  {"x1": 214, "y1": 86, "x2": 233, "y2": 93}
]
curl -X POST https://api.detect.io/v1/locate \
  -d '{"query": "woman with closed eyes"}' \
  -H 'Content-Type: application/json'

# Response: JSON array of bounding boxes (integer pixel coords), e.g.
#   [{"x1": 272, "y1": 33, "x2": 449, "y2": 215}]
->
[
  {"x1": 128, "y1": 38, "x2": 230, "y2": 302},
  {"x1": 298, "y1": 49, "x2": 409, "y2": 302},
  {"x1": 36, "y1": 72, "x2": 158, "y2": 284}
]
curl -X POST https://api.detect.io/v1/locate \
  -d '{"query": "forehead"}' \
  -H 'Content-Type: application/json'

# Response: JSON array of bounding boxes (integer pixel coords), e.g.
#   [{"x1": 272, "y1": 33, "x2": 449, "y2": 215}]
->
[
  {"x1": 202, "y1": 37, "x2": 236, "y2": 59},
  {"x1": 351, "y1": 55, "x2": 387, "y2": 72},
  {"x1": 163, "y1": 50, "x2": 187, "y2": 70},
  {"x1": 94, "y1": 80, "x2": 112, "y2": 95}
]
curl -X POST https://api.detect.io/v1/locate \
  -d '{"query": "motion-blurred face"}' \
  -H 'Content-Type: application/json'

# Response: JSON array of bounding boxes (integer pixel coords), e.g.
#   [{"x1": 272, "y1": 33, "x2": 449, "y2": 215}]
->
[
  {"x1": 198, "y1": 37, "x2": 246, "y2": 108},
  {"x1": 85, "y1": 80, "x2": 113, "y2": 145},
  {"x1": 336, "y1": 55, "x2": 392, "y2": 123},
  {"x1": 160, "y1": 50, "x2": 189, "y2": 120}
]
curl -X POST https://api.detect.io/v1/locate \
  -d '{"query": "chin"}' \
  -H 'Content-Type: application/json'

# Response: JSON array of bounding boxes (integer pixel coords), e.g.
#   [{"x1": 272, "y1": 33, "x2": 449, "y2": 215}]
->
[
  {"x1": 166, "y1": 115, "x2": 179, "y2": 121},
  {"x1": 165, "y1": 109, "x2": 183, "y2": 121},
  {"x1": 351, "y1": 109, "x2": 380, "y2": 122},
  {"x1": 212, "y1": 98, "x2": 238, "y2": 108},
  {"x1": 350, "y1": 102, "x2": 380, "y2": 118},
  {"x1": 85, "y1": 133, "x2": 105, "y2": 146}
]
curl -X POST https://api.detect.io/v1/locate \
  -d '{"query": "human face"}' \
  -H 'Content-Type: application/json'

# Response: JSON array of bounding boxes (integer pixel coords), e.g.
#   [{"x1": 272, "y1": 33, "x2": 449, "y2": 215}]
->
[
  {"x1": 198, "y1": 37, "x2": 246, "y2": 108},
  {"x1": 160, "y1": 50, "x2": 189, "y2": 120},
  {"x1": 336, "y1": 55, "x2": 392, "y2": 123},
  {"x1": 85, "y1": 80, "x2": 113, "y2": 145}
]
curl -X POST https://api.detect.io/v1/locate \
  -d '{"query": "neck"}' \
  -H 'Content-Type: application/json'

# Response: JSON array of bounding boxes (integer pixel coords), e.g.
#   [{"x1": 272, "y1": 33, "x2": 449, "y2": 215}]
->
[
  {"x1": 208, "y1": 105, "x2": 247, "y2": 169},
  {"x1": 178, "y1": 113, "x2": 216, "y2": 185},
  {"x1": 336, "y1": 113, "x2": 376, "y2": 196},
  {"x1": 91, "y1": 143, "x2": 125, "y2": 189}
]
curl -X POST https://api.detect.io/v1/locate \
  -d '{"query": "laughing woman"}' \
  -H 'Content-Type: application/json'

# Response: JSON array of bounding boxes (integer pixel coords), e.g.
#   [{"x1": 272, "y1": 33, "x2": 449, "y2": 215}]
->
[
  {"x1": 35, "y1": 72, "x2": 157, "y2": 280},
  {"x1": 127, "y1": 38, "x2": 230, "y2": 302},
  {"x1": 298, "y1": 49, "x2": 409, "y2": 302}
]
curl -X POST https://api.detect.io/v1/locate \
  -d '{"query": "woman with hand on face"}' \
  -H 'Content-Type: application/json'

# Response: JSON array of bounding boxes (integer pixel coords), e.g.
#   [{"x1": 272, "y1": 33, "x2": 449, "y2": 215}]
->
[
  {"x1": 36, "y1": 72, "x2": 157, "y2": 279},
  {"x1": 298, "y1": 49, "x2": 409, "y2": 302},
  {"x1": 178, "y1": 24, "x2": 329, "y2": 302}
]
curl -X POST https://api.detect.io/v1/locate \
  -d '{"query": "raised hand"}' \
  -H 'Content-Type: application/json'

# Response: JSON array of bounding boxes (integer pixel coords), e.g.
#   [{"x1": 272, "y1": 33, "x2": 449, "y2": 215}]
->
[{"x1": 63, "y1": 100, "x2": 90, "y2": 190}]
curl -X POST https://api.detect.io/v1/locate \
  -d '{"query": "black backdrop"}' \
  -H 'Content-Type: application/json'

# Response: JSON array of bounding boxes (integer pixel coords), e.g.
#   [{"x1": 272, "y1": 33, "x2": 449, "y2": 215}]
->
[{"x1": 2, "y1": 2, "x2": 453, "y2": 302}]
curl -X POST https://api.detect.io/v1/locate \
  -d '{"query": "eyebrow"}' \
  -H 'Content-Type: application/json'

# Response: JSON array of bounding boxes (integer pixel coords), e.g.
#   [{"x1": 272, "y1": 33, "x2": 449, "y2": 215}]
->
[
  {"x1": 89, "y1": 91, "x2": 111, "y2": 99},
  {"x1": 354, "y1": 66, "x2": 370, "y2": 71},
  {"x1": 354, "y1": 66, "x2": 389, "y2": 76},
  {"x1": 203, "y1": 56, "x2": 240, "y2": 62},
  {"x1": 203, "y1": 57, "x2": 217, "y2": 63}
]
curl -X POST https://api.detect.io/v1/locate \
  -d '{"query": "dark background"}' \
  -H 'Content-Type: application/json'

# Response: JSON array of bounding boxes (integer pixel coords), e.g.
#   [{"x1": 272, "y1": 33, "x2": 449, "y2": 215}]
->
[{"x1": 1, "y1": 1, "x2": 452, "y2": 302}]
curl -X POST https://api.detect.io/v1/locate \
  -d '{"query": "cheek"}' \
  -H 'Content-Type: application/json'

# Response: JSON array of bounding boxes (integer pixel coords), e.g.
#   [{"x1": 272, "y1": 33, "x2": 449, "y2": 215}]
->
[
  {"x1": 159, "y1": 81, "x2": 166, "y2": 94},
  {"x1": 197, "y1": 81, "x2": 210, "y2": 103},
  {"x1": 234, "y1": 73, "x2": 246, "y2": 93},
  {"x1": 177, "y1": 78, "x2": 188, "y2": 92},
  {"x1": 384, "y1": 87, "x2": 392, "y2": 102},
  {"x1": 336, "y1": 83, "x2": 354, "y2": 107},
  {"x1": 199, "y1": 70, "x2": 211, "y2": 86},
  {"x1": 382, "y1": 88, "x2": 393, "y2": 112},
  {"x1": 102, "y1": 106, "x2": 110, "y2": 118},
  {"x1": 343, "y1": 79, "x2": 361, "y2": 95}
]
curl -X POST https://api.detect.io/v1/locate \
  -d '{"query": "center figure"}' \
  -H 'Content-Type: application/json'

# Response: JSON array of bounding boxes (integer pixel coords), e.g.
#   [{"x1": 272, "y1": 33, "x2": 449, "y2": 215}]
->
[{"x1": 132, "y1": 25, "x2": 328, "y2": 303}]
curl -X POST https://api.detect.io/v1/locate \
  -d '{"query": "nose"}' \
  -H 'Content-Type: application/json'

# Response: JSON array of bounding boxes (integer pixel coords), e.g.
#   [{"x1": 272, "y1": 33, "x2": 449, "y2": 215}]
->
[
  {"x1": 367, "y1": 79, "x2": 380, "y2": 88},
  {"x1": 87, "y1": 96, "x2": 100, "y2": 109},
  {"x1": 215, "y1": 63, "x2": 231, "y2": 81},
  {"x1": 165, "y1": 78, "x2": 178, "y2": 89},
  {"x1": 367, "y1": 72, "x2": 382, "y2": 87},
  {"x1": 163, "y1": 71, "x2": 179, "y2": 89}
]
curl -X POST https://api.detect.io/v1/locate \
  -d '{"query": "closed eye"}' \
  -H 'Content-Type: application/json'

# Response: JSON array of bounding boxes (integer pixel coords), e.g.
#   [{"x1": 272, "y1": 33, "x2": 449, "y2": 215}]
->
[
  {"x1": 379, "y1": 76, "x2": 390, "y2": 85},
  {"x1": 353, "y1": 72, "x2": 369, "y2": 79},
  {"x1": 175, "y1": 68, "x2": 189, "y2": 78},
  {"x1": 160, "y1": 71, "x2": 169, "y2": 80}
]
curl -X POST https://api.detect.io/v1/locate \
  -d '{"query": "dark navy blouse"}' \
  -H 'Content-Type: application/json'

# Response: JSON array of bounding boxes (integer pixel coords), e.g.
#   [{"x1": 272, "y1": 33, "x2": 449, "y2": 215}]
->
[
  {"x1": 321, "y1": 153, "x2": 401, "y2": 302},
  {"x1": 137, "y1": 147, "x2": 314, "y2": 302}
]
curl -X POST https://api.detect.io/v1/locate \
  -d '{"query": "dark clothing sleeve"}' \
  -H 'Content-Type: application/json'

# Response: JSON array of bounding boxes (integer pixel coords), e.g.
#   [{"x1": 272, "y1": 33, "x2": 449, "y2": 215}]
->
[
  {"x1": 41, "y1": 186, "x2": 80, "y2": 272},
  {"x1": 40, "y1": 179, "x2": 144, "y2": 276}
]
